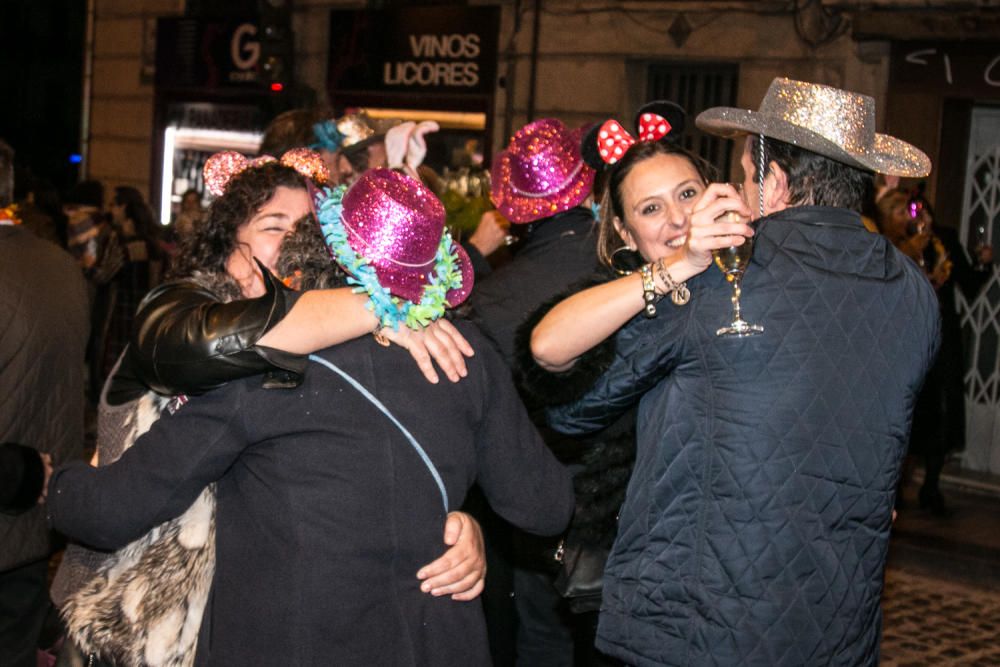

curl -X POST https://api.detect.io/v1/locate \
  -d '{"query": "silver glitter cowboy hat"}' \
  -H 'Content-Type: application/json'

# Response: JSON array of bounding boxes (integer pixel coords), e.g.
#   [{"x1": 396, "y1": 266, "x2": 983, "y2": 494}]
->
[{"x1": 695, "y1": 77, "x2": 930, "y2": 178}]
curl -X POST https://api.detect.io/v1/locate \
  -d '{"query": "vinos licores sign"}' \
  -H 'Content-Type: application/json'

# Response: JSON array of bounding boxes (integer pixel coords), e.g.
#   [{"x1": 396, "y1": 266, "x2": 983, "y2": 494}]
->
[{"x1": 327, "y1": 6, "x2": 499, "y2": 97}]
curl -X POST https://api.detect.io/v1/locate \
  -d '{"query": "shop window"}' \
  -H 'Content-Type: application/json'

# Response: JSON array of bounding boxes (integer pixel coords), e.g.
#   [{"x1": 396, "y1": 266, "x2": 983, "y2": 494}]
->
[{"x1": 643, "y1": 62, "x2": 739, "y2": 177}]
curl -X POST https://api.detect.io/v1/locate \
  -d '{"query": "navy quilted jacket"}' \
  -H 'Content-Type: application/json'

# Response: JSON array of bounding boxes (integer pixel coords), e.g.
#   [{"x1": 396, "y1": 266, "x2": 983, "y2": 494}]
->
[{"x1": 548, "y1": 207, "x2": 940, "y2": 667}]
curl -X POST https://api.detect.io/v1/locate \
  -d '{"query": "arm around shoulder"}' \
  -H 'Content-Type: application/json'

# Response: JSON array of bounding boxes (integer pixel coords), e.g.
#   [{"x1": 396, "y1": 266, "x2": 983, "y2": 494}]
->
[{"x1": 129, "y1": 271, "x2": 309, "y2": 395}]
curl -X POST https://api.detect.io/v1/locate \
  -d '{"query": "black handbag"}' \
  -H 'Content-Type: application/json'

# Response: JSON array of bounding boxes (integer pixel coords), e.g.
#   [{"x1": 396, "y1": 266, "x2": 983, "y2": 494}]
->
[
  {"x1": 553, "y1": 538, "x2": 609, "y2": 614},
  {"x1": 550, "y1": 433, "x2": 635, "y2": 615}
]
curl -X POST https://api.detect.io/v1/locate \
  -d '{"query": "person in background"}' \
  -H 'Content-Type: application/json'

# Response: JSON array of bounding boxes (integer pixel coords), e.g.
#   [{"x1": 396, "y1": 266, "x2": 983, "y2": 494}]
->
[
  {"x1": 13, "y1": 167, "x2": 64, "y2": 246},
  {"x1": 173, "y1": 188, "x2": 204, "y2": 239},
  {"x1": 259, "y1": 107, "x2": 331, "y2": 158},
  {"x1": 47, "y1": 168, "x2": 573, "y2": 665},
  {"x1": 461, "y1": 117, "x2": 599, "y2": 666},
  {"x1": 537, "y1": 78, "x2": 939, "y2": 666},
  {"x1": 64, "y1": 179, "x2": 115, "y2": 278},
  {"x1": 63, "y1": 179, "x2": 124, "y2": 401},
  {"x1": 877, "y1": 187, "x2": 993, "y2": 514},
  {"x1": 0, "y1": 137, "x2": 90, "y2": 667},
  {"x1": 99, "y1": 186, "x2": 164, "y2": 383}
]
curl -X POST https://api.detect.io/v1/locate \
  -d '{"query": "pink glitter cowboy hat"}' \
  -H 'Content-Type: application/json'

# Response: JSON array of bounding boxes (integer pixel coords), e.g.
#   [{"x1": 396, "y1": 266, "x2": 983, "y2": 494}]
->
[
  {"x1": 491, "y1": 118, "x2": 596, "y2": 224},
  {"x1": 340, "y1": 169, "x2": 474, "y2": 306}
]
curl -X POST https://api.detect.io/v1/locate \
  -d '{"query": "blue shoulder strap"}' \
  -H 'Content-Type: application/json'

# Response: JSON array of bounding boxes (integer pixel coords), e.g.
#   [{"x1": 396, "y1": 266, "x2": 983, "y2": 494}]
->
[{"x1": 308, "y1": 354, "x2": 449, "y2": 513}]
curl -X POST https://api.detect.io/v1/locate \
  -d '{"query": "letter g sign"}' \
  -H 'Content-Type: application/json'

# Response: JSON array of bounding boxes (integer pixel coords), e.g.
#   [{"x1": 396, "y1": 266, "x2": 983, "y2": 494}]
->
[{"x1": 231, "y1": 23, "x2": 260, "y2": 70}]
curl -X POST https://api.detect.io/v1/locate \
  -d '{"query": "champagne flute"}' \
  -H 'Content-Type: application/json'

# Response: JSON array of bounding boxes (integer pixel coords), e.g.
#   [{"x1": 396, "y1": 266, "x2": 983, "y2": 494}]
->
[{"x1": 714, "y1": 184, "x2": 763, "y2": 338}]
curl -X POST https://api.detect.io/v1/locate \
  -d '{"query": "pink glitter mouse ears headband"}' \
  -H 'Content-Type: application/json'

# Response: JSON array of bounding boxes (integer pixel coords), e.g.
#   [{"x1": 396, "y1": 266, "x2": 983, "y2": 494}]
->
[{"x1": 203, "y1": 148, "x2": 331, "y2": 196}]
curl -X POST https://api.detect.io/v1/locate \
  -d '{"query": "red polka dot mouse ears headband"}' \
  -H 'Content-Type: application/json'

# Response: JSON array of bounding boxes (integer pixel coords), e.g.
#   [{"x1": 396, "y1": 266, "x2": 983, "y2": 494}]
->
[
  {"x1": 203, "y1": 148, "x2": 331, "y2": 196},
  {"x1": 580, "y1": 101, "x2": 687, "y2": 170}
]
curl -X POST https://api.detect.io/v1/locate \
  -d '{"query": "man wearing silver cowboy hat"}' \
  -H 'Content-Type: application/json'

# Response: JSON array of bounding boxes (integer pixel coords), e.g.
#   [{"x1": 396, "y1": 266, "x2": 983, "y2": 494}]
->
[{"x1": 546, "y1": 78, "x2": 941, "y2": 666}]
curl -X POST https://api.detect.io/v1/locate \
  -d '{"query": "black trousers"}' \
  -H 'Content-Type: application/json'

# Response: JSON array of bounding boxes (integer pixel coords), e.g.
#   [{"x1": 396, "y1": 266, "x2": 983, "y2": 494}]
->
[{"x1": 0, "y1": 558, "x2": 51, "y2": 667}]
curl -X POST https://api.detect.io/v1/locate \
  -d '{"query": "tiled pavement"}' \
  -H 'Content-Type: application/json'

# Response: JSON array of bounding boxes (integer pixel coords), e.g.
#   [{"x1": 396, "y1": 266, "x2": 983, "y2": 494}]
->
[
  {"x1": 880, "y1": 476, "x2": 1000, "y2": 665},
  {"x1": 881, "y1": 566, "x2": 1000, "y2": 665}
]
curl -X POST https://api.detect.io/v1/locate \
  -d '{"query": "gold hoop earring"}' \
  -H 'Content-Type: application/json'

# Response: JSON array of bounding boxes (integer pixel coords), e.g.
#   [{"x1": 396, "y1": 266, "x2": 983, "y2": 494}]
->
[{"x1": 610, "y1": 245, "x2": 643, "y2": 276}]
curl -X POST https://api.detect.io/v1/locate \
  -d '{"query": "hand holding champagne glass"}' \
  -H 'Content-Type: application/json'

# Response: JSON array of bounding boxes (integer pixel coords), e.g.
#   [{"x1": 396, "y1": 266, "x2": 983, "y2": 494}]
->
[{"x1": 704, "y1": 184, "x2": 763, "y2": 337}]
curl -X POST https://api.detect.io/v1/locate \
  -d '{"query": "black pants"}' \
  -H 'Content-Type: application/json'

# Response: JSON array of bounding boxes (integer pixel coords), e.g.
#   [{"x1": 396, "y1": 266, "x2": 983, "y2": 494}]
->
[
  {"x1": 0, "y1": 558, "x2": 51, "y2": 667},
  {"x1": 514, "y1": 567, "x2": 575, "y2": 666}
]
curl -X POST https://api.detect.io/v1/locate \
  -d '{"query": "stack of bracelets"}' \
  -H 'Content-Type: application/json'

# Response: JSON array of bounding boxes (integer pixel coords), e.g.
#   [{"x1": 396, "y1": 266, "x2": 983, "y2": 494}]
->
[{"x1": 638, "y1": 259, "x2": 690, "y2": 318}]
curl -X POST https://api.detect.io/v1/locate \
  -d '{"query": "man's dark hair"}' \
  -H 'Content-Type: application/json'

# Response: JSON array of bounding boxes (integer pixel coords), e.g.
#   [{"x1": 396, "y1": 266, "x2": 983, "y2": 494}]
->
[
  {"x1": 259, "y1": 108, "x2": 329, "y2": 157},
  {"x1": 172, "y1": 162, "x2": 306, "y2": 284},
  {"x1": 749, "y1": 135, "x2": 874, "y2": 214},
  {"x1": 0, "y1": 139, "x2": 13, "y2": 207}
]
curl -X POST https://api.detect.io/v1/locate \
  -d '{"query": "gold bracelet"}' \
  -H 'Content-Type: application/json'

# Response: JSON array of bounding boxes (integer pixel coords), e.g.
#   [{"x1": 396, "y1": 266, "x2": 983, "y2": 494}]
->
[
  {"x1": 638, "y1": 263, "x2": 658, "y2": 318},
  {"x1": 655, "y1": 259, "x2": 691, "y2": 306}
]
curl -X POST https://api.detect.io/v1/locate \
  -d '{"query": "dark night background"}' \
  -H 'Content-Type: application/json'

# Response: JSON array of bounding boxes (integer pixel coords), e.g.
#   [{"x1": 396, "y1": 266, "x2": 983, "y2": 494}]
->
[{"x1": 0, "y1": 1, "x2": 85, "y2": 193}]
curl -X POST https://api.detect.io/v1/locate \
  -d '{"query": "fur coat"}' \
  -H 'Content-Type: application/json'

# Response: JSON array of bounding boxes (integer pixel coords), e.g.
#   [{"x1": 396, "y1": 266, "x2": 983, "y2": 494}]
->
[{"x1": 61, "y1": 391, "x2": 216, "y2": 667}]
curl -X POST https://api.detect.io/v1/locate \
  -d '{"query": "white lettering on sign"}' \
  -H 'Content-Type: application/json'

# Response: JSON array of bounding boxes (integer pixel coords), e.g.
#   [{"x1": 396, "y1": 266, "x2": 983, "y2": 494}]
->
[
  {"x1": 383, "y1": 32, "x2": 482, "y2": 89},
  {"x1": 408, "y1": 33, "x2": 480, "y2": 59},
  {"x1": 384, "y1": 61, "x2": 479, "y2": 87},
  {"x1": 231, "y1": 23, "x2": 260, "y2": 71}
]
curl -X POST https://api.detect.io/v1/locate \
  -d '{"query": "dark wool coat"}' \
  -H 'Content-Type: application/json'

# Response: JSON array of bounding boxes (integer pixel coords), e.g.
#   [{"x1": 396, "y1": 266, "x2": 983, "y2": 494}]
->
[
  {"x1": 0, "y1": 226, "x2": 89, "y2": 570},
  {"x1": 50, "y1": 323, "x2": 573, "y2": 666},
  {"x1": 548, "y1": 207, "x2": 940, "y2": 667},
  {"x1": 469, "y1": 206, "x2": 602, "y2": 366}
]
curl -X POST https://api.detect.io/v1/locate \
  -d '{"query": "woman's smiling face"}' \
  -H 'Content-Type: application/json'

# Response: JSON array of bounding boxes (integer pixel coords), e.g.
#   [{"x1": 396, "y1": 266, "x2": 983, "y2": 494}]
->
[
  {"x1": 615, "y1": 152, "x2": 706, "y2": 262},
  {"x1": 225, "y1": 185, "x2": 312, "y2": 297}
]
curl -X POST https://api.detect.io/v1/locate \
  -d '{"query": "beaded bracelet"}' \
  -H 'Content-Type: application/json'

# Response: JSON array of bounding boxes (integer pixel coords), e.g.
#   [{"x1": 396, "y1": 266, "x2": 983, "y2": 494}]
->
[
  {"x1": 639, "y1": 263, "x2": 659, "y2": 318},
  {"x1": 655, "y1": 259, "x2": 691, "y2": 306}
]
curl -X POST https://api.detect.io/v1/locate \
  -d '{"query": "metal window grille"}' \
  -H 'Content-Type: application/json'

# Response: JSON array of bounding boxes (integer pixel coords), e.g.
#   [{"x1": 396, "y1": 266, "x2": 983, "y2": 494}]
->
[
  {"x1": 644, "y1": 62, "x2": 739, "y2": 176},
  {"x1": 957, "y1": 106, "x2": 1000, "y2": 473}
]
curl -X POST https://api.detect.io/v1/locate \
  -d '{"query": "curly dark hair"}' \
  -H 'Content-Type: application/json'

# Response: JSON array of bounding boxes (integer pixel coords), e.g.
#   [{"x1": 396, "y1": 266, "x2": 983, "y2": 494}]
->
[
  {"x1": 748, "y1": 135, "x2": 874, "y2": 213},
  {"x1": 597, "y1": 140, "x2": 717, "y2": 266},
  {"x1": 274, "y1": 213, "x2": 346, "y2": 291},
  {"x1": 171, "y1": 162, "x2": 307, "y2": 286}
]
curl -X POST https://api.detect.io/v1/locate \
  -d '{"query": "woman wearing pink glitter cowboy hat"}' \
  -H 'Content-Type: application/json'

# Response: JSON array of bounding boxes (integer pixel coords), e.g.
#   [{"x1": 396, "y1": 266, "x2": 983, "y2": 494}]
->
[
  {"x1": 462, "y1": 116, "x2": 602, "y2": 665},
  {"x1": 49, "y1": 168, "x2": 573, "y2": 666}
]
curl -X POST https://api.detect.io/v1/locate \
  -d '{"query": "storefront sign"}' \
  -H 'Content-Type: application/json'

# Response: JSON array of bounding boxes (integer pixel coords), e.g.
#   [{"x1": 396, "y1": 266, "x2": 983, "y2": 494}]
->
[
  {"x1": 156, "y1": 18, "x2": 263, "y2": 90},
  {"x1": 327, "y1": 7, "x2": 499, "y2": 97},
  {"x1": 891, "y1": 41, "x2": 1000, "y2": 98}
]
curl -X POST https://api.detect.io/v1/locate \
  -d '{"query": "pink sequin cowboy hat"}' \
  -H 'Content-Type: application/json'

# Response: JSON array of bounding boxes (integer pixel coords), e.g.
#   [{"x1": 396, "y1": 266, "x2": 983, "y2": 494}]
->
[
  {"x1": 491, "y1": 118, "x2": 596, "y2": 224},
  {"x1": 340, "y1": 168, "x2": 474, "y2": 306}
]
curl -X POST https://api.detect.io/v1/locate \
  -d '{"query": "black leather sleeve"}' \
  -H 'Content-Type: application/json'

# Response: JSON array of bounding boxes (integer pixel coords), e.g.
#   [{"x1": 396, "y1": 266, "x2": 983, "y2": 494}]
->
[{"x1": 127, "y1": 269, "x2": 307, "y2": 396}]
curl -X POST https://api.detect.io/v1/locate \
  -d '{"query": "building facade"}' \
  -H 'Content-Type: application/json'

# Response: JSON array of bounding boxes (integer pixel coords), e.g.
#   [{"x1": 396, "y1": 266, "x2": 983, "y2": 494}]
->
[{"x1": 85, "y1": 0, "x2": 1000, "y2": 473}]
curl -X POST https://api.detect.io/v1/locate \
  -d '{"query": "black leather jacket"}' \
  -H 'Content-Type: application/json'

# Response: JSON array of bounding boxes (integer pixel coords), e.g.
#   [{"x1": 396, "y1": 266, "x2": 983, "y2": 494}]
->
[{"x1": 109, "y1": 269, "x2": 306, "y2": 404}]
